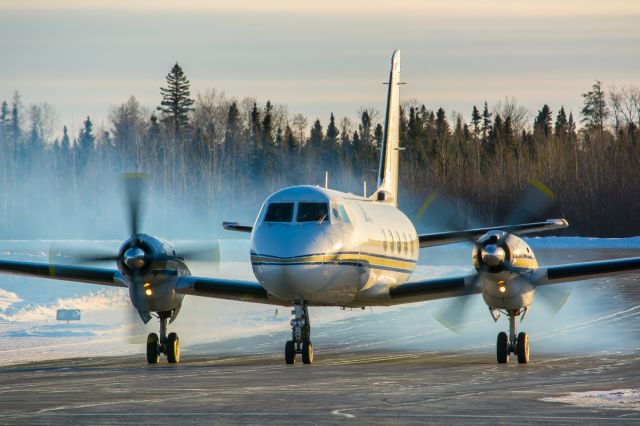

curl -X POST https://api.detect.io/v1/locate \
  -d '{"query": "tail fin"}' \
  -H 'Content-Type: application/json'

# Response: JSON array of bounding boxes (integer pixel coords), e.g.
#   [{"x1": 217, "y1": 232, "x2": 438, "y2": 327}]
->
[{"x1": 372, "y1": 49, "x2": 401, "y2": 206}]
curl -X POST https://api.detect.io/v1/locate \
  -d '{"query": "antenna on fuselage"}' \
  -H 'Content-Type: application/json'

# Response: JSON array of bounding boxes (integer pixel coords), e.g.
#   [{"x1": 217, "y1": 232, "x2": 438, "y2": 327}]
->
[
  {"x1": 324, "y1": 171, "x2": 329, "y2": 189},
  {"x1": 363, "y1": 180, "x2": 367, "y2": 197}
]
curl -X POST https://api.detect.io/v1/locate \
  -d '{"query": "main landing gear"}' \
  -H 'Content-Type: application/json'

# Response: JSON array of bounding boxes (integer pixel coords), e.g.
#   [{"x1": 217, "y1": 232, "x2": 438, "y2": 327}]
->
[
  {"x1": 146, "y1": 312, "x2": 180, "y2": 364},
  {"x1": 496, "y1": 309, "x2": 529, "y2": 364},
  {"x1": 285, "y1": 301, "x2": 313, "y2": 365}
]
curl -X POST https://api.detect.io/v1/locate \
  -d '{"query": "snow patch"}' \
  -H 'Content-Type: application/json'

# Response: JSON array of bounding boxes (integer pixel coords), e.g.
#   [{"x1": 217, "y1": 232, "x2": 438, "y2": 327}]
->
[
  {"x1": 542, "y1": 389, "x2": 640, "y2": 411},
  {"x1": 0, "y1": 289, "x2": 21, "y2": 311},
  {"x1": 0, "y1": 289, "x2": 129, "y2": 322}
]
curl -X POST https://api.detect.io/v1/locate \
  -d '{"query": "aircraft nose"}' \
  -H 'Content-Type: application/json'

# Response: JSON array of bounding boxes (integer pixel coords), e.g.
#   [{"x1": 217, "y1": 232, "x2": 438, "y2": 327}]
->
[{"x1": 252, "y1": 223, "x2": 338, "y2": 259}]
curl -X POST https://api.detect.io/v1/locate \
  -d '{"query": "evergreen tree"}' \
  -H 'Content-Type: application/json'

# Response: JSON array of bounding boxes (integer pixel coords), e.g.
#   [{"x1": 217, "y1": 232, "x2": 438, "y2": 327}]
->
[
  {"x1": 0, "y1": 101, "x2": 9, "y2": 141},
  {"x1": 325, "y1": 113, "x2": 339, "y2": 149},
  {"x1": 581, "y1": 80, "x2": 609, "y2": 132},
  {"x1": 61, "y1": 125, "x2": 70, "y2": 152},
  {"x1": 533, "y1": 104, "x2": 552, "y2": 138},
  {"x1": 481, "y1": 101, "x2": 492, "y2": 143},
  {"x1": 10, "y1": 93, "x2": 22, "y2": 147},
  {"x1": 554, "y1": 106, "x2": 568, "y2": 138},
  {"x1": 471, "y1": 105, "x2": 481, "y2": 138},
  {"x1": 309, "y1": 119, "x2": 324, "y2": 150},
  {"x1": 158, "y1": 62, "x2": 195, "y2": 139},
  {"x1": 568, "y1": 112, "x2": 577, "y2": 144},
  {"x1": 77, "y1": 116, "x2": 95, "y2": 170}
]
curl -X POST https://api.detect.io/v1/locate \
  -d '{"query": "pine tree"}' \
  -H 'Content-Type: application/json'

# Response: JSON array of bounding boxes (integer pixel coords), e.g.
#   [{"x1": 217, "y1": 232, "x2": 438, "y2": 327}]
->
[
  {"x1": 554, "y1": 106, "x2": 568, "y2": 138},
  {"x1": 61, "y1": 125, "x2": 70, "y2": 152},
  {"x1": 325, "y1": 113, "x2": 339, "y2": 149},
  {"x1": 534, "y1": 104, "x2": 552, "y2": 138},
  {"x1": 481, "y1": 101, "x2": 492, "y2": 144},
  {"x1": 568, "y1": 112, "x2": 577, "y2": 144},
  {"x1": 581, "y1": 80, "x2": 609, "y2": 132},
  {"x1": 0, "y1": 101, "x2": 9, "y2": 141},
  {"x1": 471, "y1": 105, "x2": 481, "y2": 138},
  {"x1": 76, "y1": 116, "x2": 95, "y2": 172},
  {"x1": 158, "y1": 62, "x2": 195, "y2": 139}
]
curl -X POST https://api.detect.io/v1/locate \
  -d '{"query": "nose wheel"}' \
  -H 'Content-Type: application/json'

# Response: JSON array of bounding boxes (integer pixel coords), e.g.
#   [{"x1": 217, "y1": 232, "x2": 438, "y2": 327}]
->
[
  {"x1": 285, "y1": 302, "x2": 313, "y2": 365},
  {"x1": 496, "y1": 309, "x2": 529, "y2": 364},
  {"x1": 146, "y1": 312, "x2": 180, "y2": 364}
]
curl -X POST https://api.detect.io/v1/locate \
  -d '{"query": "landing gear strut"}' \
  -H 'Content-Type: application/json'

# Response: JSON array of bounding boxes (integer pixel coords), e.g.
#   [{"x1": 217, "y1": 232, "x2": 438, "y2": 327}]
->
[
  {"x1": 146, "y1": 312, "x2": 180, "y2": 364},
  {"x1": 285, "y1": 301, "x2": 313, "y2": 365},
  {"x1": 496, "y1": 309, "x2": 529, "y2": 364}
]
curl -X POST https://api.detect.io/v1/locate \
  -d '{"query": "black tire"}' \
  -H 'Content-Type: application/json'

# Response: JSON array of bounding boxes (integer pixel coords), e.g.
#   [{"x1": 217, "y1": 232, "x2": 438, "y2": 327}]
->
[
  {"x1": 285, "y1": 340, "x2": 295, "y2": 365},
  {"x1": 302, "y1": 341, "x2": 314, "y2": 365},
  {"x1": 497, "y1": 332, "x2": 509, "y2": 364},
  {"x1": 167, "y1": 332, "x2": 180, "y2": 364},
  {"x1": 146, "y1": 333, "x2": 159, "y2": 365},
  {"x1": 517, "y1": 332, "x2": 530, "y2": 364}
]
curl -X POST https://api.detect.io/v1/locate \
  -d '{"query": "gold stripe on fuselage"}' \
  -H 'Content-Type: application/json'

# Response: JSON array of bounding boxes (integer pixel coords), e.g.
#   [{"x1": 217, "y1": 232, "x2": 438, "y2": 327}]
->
[{"x1": 251, "y1": 252, "x2": 416, "y2": 272}]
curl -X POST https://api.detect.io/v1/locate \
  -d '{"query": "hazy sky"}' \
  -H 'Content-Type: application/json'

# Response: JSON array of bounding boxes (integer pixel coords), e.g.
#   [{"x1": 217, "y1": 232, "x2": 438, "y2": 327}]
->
[{"x1": 1, "y1": 0, "x2": 639, "y2": 138}]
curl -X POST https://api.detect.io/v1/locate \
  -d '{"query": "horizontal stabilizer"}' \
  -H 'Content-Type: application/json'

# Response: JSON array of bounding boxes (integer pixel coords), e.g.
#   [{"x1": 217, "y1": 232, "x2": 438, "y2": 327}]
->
[{"x1": 223, "y1": 222, "x2": 253, "y2": 233}]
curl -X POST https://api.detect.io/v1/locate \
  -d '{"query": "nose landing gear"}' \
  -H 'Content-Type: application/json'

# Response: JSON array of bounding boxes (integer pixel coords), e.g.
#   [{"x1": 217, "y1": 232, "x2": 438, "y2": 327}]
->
[
  {"x1": 496, "y1": 309, "x2": 529, "y2": 364},
  {"x1": 146, "y1": 312, "x2": 180, "y2": 364},
  {"x1": 285, "y1": 302, "x2": 313, "y2": 365}
]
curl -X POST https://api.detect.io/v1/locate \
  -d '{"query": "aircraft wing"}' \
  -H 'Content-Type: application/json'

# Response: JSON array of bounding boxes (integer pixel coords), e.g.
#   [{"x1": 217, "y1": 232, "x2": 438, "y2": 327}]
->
[
  {"x1": 176, "y1": 276, "x2": 277, "y2": 304},
  {"x1": 388, "y1": 275, "x2": 480, "y2": 304},
  {"x1": 531, "y1": 256, "x2": 640, "y2": 286},
  {"x1": 0, "y1": 259, "x2": 126, "y2": 287},
  {"x1": 387, "y1": 256, "x2": 640, "y2": 305},
  {"x1": 418, "y1": 218, "x2": 568, "y2": 248}
]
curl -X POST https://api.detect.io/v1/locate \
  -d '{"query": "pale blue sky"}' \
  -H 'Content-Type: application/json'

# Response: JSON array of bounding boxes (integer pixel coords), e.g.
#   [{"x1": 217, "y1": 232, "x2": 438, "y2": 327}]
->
[{"x1": 1, "y1": 0, "x2": 639, "y2": 138}]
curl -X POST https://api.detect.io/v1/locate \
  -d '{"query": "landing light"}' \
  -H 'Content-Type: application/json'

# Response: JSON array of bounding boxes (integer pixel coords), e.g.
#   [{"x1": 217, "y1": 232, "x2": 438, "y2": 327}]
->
[
  {"x1": 145, "y1": 288, "x2": 153, "y2": 296},
  {"x1": 498, "y1": 284, "x2": 507, "y2": 294}
]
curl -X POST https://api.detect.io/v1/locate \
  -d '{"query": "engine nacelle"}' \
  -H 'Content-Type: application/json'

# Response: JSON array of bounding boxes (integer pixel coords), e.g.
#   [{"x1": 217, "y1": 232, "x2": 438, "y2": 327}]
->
[{"x1": 472, "y1": 230, "x2": 538, "y2": 311}]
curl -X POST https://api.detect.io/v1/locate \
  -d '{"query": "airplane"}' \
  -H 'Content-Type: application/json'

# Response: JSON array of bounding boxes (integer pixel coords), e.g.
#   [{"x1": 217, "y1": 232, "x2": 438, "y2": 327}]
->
[{"x1": 1, "y1": 50, "x2": 640, "y2": 365}]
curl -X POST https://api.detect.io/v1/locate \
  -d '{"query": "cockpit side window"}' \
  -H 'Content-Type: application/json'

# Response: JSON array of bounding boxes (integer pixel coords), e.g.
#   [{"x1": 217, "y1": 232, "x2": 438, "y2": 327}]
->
[
  {"x1": 297, "y1": 202, "x2": 329, "y2": 222},
  {"x1": 338, "y1": 205, "x2": 351, "y2": 224},
  {"x1": 264, "y1": 202, "x2": 294, "y2": 222},
  {"x1": 331, "y1": 206, "x2": 342, "y2": 223}
]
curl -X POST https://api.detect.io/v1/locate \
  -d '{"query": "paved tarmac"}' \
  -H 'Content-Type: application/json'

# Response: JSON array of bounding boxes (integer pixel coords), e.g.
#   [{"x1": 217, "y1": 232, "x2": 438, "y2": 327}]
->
[{"x1": 1, "y1": 349, "x2": 639, "y2": 425}]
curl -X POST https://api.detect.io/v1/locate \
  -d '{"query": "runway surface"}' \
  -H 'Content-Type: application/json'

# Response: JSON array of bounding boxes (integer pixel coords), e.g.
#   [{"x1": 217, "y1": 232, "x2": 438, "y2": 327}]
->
[{"x1": 1, "y1": 349, "x2": 639, "y2": 425}]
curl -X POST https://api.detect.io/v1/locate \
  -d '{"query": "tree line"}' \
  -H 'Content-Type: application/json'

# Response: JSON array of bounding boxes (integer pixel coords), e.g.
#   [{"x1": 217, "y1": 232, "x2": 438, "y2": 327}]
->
[{"x1": 0, "y1": 63, "x2": 639, "y2": 238}]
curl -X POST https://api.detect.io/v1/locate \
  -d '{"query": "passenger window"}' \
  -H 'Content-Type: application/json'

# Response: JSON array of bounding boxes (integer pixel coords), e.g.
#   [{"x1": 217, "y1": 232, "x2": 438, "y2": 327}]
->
[
  {"x1": 395, "y1": 231, "x2": 401, "y2": 253},
  {"x1": 402, "y1": 233, "x2": 408, "y2": 254},
  {"x1": 297, "y1": 202, "x2": 328, "y2": 222},
  {"x1": 338, "y1": 205, "x2": 351, "y2": 224},
  {"x1": 264, "y1": 203, "x2": 294, "y2": 222},
  {"x1": 389, "y1": 230, "x2": 395, "y2": 252}
]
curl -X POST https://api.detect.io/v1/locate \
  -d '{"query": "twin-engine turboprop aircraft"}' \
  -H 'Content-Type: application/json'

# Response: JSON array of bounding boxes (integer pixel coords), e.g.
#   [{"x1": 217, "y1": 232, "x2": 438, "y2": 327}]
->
[{"x1": 1, "y1": 50, "x2": 640, "y2": 365}]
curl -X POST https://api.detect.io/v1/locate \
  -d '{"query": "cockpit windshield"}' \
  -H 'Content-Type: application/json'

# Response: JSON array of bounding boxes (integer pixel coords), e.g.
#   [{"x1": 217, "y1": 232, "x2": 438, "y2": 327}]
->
[
  {"x1": 264, "y1": 202, "x2": 294, "y2": 222},
  {"x1": 297, "y1": 202, "x2": 328, "y2": 222}
]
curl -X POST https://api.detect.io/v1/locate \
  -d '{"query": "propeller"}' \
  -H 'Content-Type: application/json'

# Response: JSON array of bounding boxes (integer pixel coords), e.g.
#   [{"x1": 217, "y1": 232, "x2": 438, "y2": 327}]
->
[{"x1": 428, "y1": 179, "x2": 567, "y2": 332}]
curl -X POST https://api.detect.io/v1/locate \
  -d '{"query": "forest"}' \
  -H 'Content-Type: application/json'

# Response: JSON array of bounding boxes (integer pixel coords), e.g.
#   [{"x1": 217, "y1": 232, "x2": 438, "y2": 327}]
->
[{"x1": 0, "y1": 63, "x2": 639, "y2": 238}]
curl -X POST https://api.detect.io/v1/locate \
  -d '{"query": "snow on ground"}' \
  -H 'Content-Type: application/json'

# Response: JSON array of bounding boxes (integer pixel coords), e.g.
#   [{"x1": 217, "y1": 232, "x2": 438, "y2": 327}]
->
[{"x1": 542, "y1": 389, "x2": 640, "y2": 411}]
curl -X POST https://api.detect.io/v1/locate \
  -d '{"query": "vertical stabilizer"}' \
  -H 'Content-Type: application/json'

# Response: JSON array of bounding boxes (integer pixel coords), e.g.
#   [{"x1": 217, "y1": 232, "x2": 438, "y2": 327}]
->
[{"x1": 372, "y1": 49, "x2": 401, "y2": 206}]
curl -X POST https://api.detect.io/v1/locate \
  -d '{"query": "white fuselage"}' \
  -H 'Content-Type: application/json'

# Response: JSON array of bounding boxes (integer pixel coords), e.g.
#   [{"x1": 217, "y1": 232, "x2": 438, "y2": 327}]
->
[{"x1": 250, "y1": 185, "x2": 418, "y2": 306}]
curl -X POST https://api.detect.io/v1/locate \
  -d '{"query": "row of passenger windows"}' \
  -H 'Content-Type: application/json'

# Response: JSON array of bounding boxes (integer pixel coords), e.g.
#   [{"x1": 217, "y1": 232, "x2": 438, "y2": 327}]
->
[
  {"x1": 382, "y1": 229, "x2": 416, "y2": 256},
  {"x1": 264, "y1": 202, "x2": 351, "y2": 224}
]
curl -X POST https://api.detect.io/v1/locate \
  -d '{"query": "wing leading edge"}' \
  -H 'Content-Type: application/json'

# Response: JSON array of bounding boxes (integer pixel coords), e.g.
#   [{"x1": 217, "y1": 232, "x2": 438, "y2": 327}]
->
[
  {"x1": 388, "y1": 256, "x2": 640, "y2": 305},
  {"x1": 176, "y1": 276, "x2": 279, "y2": 304},
  {"x1": 0, "y1": 259, "x2": 126, "y2": 287},
  {"x1": 418, "y1": 218, "x2": 568, "y2": 248}
]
